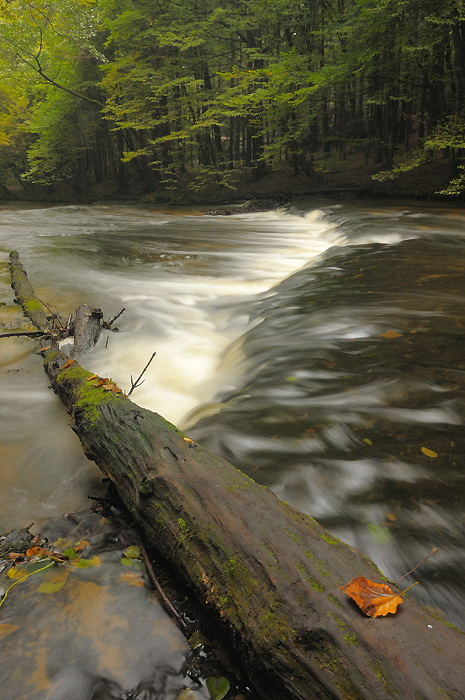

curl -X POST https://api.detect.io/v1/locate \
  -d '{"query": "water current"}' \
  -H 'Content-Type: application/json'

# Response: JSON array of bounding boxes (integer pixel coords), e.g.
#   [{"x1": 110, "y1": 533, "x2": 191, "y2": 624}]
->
[{"x1": 0, "y1": 199, "x2": 464, "y2": 699}]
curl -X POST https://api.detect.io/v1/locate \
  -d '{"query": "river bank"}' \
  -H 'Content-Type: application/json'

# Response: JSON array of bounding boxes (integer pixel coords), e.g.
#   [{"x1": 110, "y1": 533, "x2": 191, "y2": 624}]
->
[{"x1": 2, "y1": 152, "x2": 457, "y2": 208}]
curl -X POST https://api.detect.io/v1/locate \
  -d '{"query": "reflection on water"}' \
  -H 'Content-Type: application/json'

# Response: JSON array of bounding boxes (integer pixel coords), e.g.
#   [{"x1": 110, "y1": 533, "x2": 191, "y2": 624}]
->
[{"x1": 2, "y1": 200, "x2": 465, "y2": 697}]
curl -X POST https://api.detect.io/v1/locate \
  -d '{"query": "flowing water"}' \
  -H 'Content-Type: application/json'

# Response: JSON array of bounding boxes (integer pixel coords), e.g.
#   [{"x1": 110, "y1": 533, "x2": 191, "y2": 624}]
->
[{"x1": 0, "y1": 199, "x2": 465, "y2": 699}]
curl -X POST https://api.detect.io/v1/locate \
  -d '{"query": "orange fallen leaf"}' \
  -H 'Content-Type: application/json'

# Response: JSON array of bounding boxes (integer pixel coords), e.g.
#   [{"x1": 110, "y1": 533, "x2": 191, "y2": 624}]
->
[
  {"x1": 39, "y1": 345, "x2": 52, "y2": 352},
  {"x1": 103, "y1": 382, "x2": 122, "y2": 393},
  {"x1": 183, "y1": 437, "x2": 194, "y2": 444},
  {"x1": 94, "y1": 377, "x2": 109, "y2": 386},
  {"x1": 339, "y1": 576, "x2": 417, "y2": 617},
  {"x1": 119, "y1": 570, "x2": 145, "y2": 587},
  {"x1": 73, "y1": 540, "x2": 91, "y2": 552},
  {"x1": 61, "y1": 359, "x2": 74, "y2": 369},
  {"x1": 86, "y1": 374, "x2": 98, "y2": 381},
  {"x1": 381, "y1": 330, "x2": 403, "y2": 339}
]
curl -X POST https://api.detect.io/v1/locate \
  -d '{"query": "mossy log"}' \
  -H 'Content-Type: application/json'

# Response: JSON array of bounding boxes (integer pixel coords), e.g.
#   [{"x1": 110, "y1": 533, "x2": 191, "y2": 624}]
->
[
  {"x1": 9, "y1": 250, "x2": 50, "y2": 329},
  {"x1": 9, "y1": 252, "x2": 465, "y2": 700}
]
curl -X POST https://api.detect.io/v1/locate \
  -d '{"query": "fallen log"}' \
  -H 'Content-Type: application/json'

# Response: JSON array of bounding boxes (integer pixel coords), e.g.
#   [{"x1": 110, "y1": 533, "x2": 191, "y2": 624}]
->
[{"x1": 9, "y1": 251, "x2": 465, "y2": 700}]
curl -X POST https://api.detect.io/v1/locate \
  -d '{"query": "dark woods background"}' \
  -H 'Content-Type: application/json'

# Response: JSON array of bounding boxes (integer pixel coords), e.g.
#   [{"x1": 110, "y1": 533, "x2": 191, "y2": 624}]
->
[{"x1": 1, "y1": 0, "x2": 465, "y2": 200}]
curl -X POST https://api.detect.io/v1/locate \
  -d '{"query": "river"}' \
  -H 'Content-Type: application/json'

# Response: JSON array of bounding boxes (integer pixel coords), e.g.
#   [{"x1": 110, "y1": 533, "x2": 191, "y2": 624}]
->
[{"x1": 0, "y1": 199, "x2": 464, "y2": 699}]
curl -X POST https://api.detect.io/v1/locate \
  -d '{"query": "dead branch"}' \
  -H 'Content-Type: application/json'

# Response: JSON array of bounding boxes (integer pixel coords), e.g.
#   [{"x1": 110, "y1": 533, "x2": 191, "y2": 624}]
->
[{"x1": 128, "y1": 351, "x2": 157, "y2": 396}]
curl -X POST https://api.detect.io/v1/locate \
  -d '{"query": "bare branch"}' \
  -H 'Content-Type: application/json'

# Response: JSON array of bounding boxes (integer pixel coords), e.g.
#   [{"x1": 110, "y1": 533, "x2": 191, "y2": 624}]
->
[
  {"x1": 104, "y1": 307, "x2": 126, "y2": 328},
  {"x1": 128, "y1": 352, "x2": 156, "y2": 397},
  {"x1": 0, "y1": 330, "x2": 48, "y2": 339},
  {"x1": 138, "y1": 538, "x2": 189, "y2": 632}
]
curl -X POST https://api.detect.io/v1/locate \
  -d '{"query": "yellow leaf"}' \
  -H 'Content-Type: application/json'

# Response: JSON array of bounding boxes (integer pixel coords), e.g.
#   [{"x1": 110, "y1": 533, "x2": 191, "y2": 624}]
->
[
  {"x1": 421, "y1": 447, "x2": 438, "y2": 458},
  {"x1": 7, "y1": 565, "x2": 27, "y2": 580},
  {"x1": 37, "y1": 579, "x2": 67, "y2": 594},
  {"x1": 183, "y1": 437, "x2": 194, "y2": 444}
]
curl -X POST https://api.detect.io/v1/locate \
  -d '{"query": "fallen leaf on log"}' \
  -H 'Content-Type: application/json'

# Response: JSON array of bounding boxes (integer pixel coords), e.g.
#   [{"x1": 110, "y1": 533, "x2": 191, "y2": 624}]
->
[
  {"x1": 62, "y1": 359, "x2": 74, "y2": 369},
  {"x1": 339, "y1": 576, "x2": 416, "y2": 617},
  {"x1": 94, "y1": 377, "x2": 109, "y2": 386},
  {"x1": 103, "y1": 382, "x2": 122, "y2": 393},
  {"x1": 86, "y1": 374, "x2": 98, "y2": 381}
]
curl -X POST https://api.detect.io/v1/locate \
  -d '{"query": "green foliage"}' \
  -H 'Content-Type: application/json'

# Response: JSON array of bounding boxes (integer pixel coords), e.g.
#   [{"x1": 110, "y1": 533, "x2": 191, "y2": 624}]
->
[
  {"x1": 187, "y1": 166, "x2": 239, "y2": 192},
  {"x1": 1, "y1": 0, "x2": 465, "y2": 194}
]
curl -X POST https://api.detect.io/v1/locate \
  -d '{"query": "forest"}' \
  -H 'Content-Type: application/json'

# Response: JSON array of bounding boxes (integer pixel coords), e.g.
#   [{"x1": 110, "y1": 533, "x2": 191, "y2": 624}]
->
[{"x1": 1, "y1": 0, "x2": 465, "y2": 200}]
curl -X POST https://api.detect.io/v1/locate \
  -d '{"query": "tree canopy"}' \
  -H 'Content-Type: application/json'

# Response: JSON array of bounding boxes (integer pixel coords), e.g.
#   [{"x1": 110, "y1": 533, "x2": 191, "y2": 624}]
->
[{"x1": 1, "y1": 0, "x2": 465, "y2": 197}]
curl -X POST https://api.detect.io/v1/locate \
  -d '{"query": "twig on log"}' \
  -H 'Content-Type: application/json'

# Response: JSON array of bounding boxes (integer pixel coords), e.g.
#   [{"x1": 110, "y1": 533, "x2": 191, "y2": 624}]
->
[
  {"x1": 128, "y1": 351, "x2": 156, "y2": 396},
  {"x1": 393, "y1": 548, "x2": 446, "y2": 585},
  {"x1": 138, "y1": 538, "x2": 189, "y2": 632},
  {"x1": 104, "y1": 307, "x2": 126, "y2": 329},
  {"x1": 31, "y1": 295, "x2": 65, "y2": 331},
  {"x1": 0, "y1": 330, "x2": 49, "y2": 339}
]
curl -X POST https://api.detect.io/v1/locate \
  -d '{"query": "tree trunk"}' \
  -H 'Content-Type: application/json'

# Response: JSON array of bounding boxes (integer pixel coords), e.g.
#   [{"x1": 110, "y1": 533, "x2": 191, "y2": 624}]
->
[{"x1": 9, "y1": 251, "x2": 465, "y2": 700}]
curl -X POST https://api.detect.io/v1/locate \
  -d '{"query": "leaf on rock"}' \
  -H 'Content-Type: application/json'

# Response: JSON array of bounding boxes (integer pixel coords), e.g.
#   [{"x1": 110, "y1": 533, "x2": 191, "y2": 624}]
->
[
  {"x1": 381, "y1": 330, "x2": 403, "y2": 339},
  {"x1": 123, "y1": 546, "x2": 141, "y2": 560},
  {"x1": 71, "y1": 555, "x2": 102, "y2": 569},
  {"x1": 74, "y1": 540, "x2": 91, "y2": 552},
  {"x1": 421, "y1": 447, "x2": 438, "y2": 458},
  {"x1": 339, "y1": 576, "x2": 403, "y2": 617},
  {"x1": 8, "y1": 552, "x2": 24, "y2": 561},
  {"x1": 26, "y1": 546, "x2": 67, "y2": 563},
  {"x1": 63, "y1": 547, "x2": 79, "y2": 561},
  {"x1": 7, "y1": 565, "x2": 28, "y2": 580}
]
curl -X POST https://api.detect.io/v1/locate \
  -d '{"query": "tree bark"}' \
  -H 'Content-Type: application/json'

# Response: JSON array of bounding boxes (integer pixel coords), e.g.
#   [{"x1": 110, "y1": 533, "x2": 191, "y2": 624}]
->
[{"x1": 9, "y1": 251, "x2": 465, "y2": 700}]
